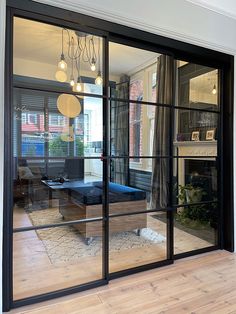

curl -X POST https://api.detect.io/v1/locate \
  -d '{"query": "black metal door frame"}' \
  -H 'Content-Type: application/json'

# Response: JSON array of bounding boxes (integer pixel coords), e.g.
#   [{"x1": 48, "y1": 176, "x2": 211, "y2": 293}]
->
[{"x1": 3, "y1": 0, "x2": 234, "y2": 311}]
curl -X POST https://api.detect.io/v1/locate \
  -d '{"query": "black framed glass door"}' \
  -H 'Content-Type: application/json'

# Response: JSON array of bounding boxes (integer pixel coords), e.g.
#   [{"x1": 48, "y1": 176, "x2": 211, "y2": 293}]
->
[
  {"x1": 11, "y1": 16, "x2": 107, "y2": 301},
  {"x1": 10, "y1": 16, "x2": 222, "y2": 301},
  {"x1": 173, "y1": 61, "x2": 220, "y2": 256},
  {"x1": 3, "y1": 1, "x2": 233, "y2": 311},
  {"x1": 108, "y1": 42, "x2": 173, "y2": 274}
]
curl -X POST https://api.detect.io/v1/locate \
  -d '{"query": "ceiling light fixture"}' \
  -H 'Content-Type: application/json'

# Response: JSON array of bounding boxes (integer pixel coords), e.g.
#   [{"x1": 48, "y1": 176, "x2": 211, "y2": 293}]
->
[{"x1": 55, "y1": 28, "x2": 102, "y2": 90}]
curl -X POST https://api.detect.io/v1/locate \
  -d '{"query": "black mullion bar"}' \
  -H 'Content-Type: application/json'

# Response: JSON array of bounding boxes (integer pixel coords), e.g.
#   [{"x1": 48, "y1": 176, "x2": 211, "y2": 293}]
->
[
  {"x1": 174, "y1": 245, "x2": 219, "y2": 260},
  {"x1": 44, "y1": 95, "x2": 49, "y2": 175},
  {"x1": 109, "y1": 259, "x2": 173, "y2": 280},
  {"x1": 15, "y1": 155, "x2": 218, "y2": 160},
  {"x1": 109, "y1": 96, "x2": 220, "y2": 114},
  {"x1": 12, "y1": 279, "x2": 107, "y2": 309},
  {"x1": 3, "y1": 7, "x2": 14, "y2": 312},
  {"x1": 17, "y1": 156, "x2": 103, "y2": 160},
  {"x1": 103, "y1": 35, "x2": 109, "y2": 282},
  {"x1": 10, "y1": 5, "x2": 108, "y2": 38},
  {"x1": 13, "y1": 84, "x2": 105, "y2": 99},
  {"x1": 218, "y1": 68, "x2": 224, "y2": 249},
  {"x1": 167, "y1": 57, "x2": 176, "y2": 261},
  {"x1": 109, "y1": 96, "x2": 171, "y2": 108},
  {"x1": 175, "y1": 105, "x2": 220, "y2": 114},
  {"x1": 174, "y1": 200, "x2": 218, "y2": 208},
  {"x1": 109, "y1": 155, "x2": 218, "y2": 159},
  {"x1": 13, "y1": 216, "x2": 104, "y2": 233},
  {"x1": 109, "y1": 208, "x2": 171, "y2": 219}
]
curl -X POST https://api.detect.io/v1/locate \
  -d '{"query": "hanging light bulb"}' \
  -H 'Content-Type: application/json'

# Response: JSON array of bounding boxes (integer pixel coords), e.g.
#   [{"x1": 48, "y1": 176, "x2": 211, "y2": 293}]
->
[
  {"x1": 58, "y1": 53, "x2": 67, "y2": 71},
  {"x1": 95, "y1": 71, "x2": 103, "y2": 86},
  {"x1": 90, "y1": 57, "x2": 96, "y2": 71},
  {"x1": 75, "y1": 77, "x2": 82, "y2": 92},
  {"x1": 70, "y1": 75, "x2": 75, "y2": 87},
  {"x1": 212, "y1": 84, "x2": 217, "y2": 95}
]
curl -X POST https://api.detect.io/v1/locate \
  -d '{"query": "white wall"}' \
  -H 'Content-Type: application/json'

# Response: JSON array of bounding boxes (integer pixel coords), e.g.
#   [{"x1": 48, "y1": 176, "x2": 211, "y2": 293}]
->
[
  {"x1": 0, "y1": 0, "x2": 236, "y2": 311},
  {"x1": 35, "y1": 0, "x2": 236, "y2": 54}
]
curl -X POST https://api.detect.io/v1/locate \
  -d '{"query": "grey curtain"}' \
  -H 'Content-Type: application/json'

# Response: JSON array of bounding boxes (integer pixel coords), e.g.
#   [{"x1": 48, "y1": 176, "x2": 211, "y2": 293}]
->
[
  {"x1": 150, "y1": 55, "x2": 174, "y2": 209},
  {"x1": 110, "y1": 75, "x2": 129, "y2": 185}
]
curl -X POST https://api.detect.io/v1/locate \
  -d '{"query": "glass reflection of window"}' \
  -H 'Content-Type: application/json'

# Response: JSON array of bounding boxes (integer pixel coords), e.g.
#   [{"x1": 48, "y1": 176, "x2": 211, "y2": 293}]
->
[
  {"x1": 27, "y1": 113, "x2": 38, "y2": 125},
  {"x1": 190, "y1": 70, "x2": 218, "y2": 106},
  {"x1": 130, "y1": 79, "x2": 143, "y2": 161},
  {"x1": 49, "y1": 114, "x2": 65, "y2": 126}
]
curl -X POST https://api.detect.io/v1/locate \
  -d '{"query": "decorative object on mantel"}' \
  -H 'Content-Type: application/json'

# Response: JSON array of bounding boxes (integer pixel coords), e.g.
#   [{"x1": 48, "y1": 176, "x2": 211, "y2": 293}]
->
[
  {"x1": 177, "y1": 133, "x2": 191, "y2": 142},
  {"x1": 191, "y1": 131, "x2": 200, "y2": 141},
  {"x1": 206, "y1": 129, "x2": 216, "y2": 141}
]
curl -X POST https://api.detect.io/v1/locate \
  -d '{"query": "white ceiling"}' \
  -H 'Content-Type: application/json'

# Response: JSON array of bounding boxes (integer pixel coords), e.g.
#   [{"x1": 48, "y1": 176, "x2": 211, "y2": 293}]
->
[
  {"x1": 13, "y1": 17, "x2": 157, "y2": 77},
  {"x1": 186, "y1": 0, "x2": 236, "y2": 20}
]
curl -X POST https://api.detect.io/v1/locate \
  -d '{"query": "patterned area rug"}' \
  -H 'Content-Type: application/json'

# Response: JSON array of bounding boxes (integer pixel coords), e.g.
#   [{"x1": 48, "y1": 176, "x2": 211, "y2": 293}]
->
[{"x1": 28, "y1": 208, "x2": 166, "y2": 264}]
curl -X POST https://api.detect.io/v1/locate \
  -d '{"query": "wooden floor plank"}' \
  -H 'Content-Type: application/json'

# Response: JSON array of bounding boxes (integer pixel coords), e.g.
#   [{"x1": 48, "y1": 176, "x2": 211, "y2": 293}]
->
[{"x1": 7, "y1": 250, "x2": 236, "y2": 314}]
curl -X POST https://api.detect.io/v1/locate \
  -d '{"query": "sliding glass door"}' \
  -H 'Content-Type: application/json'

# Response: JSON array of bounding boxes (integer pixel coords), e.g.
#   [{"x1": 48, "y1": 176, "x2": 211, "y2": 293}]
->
[
  {"x1": 12, "y1": 17, "x2": 106, "y2": 300},
  {"x1": 5, "y1": 5, "x2": 229, "y2": 310},
  {"x1": 173, "y1": 61, "x2": 220, "y2": 255},
  {"x1": 108, "y1": 43, "x2": 171, "y2": 273}
]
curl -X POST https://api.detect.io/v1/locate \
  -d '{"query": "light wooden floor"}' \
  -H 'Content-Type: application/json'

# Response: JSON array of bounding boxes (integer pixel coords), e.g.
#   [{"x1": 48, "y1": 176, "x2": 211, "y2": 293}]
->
[
  {"x1": 8, "y1": 250, "x2": 236, "y2": 314},
  {"x1": 13, "y1": 205, "x2": 215, "y2": 300}
]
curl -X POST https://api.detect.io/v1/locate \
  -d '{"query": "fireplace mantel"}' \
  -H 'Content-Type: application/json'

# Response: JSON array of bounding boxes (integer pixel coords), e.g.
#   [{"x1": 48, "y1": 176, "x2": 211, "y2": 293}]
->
[
  {"x1": 174, "y1": 141, "x2": 217, "y2": 157},
  {"x1": 174, "y1": 141, "x2": 217, "y2": 186}
]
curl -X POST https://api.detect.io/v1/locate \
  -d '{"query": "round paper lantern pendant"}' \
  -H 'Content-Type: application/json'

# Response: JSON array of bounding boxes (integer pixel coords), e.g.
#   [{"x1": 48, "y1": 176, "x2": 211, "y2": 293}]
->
[{"x1": 57, "y1": 94, "x2": 81, "y2": 118}]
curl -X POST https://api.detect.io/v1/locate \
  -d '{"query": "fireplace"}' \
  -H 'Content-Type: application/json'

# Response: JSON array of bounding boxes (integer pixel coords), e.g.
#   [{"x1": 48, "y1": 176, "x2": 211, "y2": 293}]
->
[{"x1": 184, "y1": 159, "x2": 217, "y2": 201}]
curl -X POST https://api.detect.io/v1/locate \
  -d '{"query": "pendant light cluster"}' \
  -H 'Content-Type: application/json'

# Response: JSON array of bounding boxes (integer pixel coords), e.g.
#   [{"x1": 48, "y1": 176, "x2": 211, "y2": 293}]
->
[{"x1": 55, "y1": 28, "x2": 103, "y2": 89}]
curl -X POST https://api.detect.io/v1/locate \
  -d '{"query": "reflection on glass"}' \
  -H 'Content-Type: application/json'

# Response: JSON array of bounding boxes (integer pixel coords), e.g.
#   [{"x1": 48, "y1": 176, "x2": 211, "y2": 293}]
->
[
  {"x1": 109, "y1": 42, "x2": 159, "y2": 103},
  {"x1": 109, "y1": 212, "x2": 167, "y2": 273},
  {"x1": 110, "y1": 158, "x2": 169, "y2": 212},
  {"x1": 174, "y1": 203, "x2": 218, "y2": 254},
  {"x1": 110, "y1": 102, "x2": 170, "y2": 158},
  {"x1": 174, "y1": 108, "x2": 218, "y2": 142},
  {"x1": 13, "y1": 88, "x2": 103, "y2": 158},
  {"x1": 13, "y1": 159, "x2": 103, "y2": 228},
  {"x1": 178, "y1": 61, "x2": 219, "y2": 111},
  {"x1": 14, "y1": 17, "x2": 104, "y2": 88},
  {"x1": 13, "y1": 221, "x2": 103, "y2": 300}
]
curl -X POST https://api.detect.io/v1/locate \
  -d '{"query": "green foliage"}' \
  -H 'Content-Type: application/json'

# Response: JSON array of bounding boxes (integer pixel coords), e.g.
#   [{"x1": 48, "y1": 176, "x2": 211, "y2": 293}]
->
[
  {"x1": 49, "y1": 136, "x2": 84, "y2": 157},
  {"x1": 177, "y1": 184, "x2": 210, "y2": 224}
]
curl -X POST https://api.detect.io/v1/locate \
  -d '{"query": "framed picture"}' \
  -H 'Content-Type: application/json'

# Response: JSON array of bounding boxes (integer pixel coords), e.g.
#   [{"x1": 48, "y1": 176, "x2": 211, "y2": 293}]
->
[
  {"x1": 206, "y1": 129, "x2": 215, "y2": 141},
  {"x1": 191, "y1": 131, "x2": 200, "y2": 141}
]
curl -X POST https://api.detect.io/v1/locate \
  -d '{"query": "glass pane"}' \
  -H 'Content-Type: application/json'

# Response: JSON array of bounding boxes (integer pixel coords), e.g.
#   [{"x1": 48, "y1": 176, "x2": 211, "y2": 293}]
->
[
  {"x1": 173, "y1": 157, "x2": 218, "y2": 205},
  {"x1": 109, "y1": 42, "x2": 168, "y2": 104},
  {"x1": 14, "y1": 17, "x2": 104, "y2": 93},
  {"x1": 13, "y1": 221, "x2": 103, "y2": 300},
  {"x1": 110, "y1": 158, "x2": 170, "y2": 212},
  {"x1": 13, "y1": 158, "x2": 103, "y2": 228},
  {"x1": 13, "y1": 88, "x2": 103, "y2": 158},
  {"x1": 177, "y1": 61, "x2": 219, "y2": 111},
  {"x1": 174, "y1": 108, "x2": 219, "y2": 144},
  {"x1": 174, "y1": 203, "x2": 218, "y2": 254},
  {"x1": 110, "y1": 101, "x2": 171, "y2": 158},
  {"x1": 109, "y1": 212, "x2": 167, "y2": 273}
]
